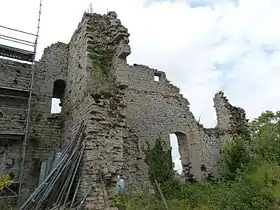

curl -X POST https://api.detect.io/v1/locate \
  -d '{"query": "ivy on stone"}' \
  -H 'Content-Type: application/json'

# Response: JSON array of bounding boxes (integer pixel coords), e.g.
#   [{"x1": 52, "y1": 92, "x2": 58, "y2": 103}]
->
[{"x1": 89, "y1": 44, "x2": 114, "y2": 84}]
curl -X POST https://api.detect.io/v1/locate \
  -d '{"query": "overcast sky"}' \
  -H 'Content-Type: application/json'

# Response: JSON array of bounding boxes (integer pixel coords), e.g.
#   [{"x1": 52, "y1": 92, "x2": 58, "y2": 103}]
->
[{"x1": 1, "y1": 0, "x2": 280, "y2": 173}]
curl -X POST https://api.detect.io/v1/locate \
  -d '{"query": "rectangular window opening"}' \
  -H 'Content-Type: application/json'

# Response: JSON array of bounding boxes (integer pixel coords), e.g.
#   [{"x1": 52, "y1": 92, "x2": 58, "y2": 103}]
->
[{"x1": 154, "y1": 74, "x2": 160, "y2": 82}]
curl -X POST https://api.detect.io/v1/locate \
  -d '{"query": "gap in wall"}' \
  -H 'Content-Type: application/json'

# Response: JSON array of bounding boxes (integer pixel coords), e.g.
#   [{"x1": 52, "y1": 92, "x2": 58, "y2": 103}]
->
[
  {"x1": 154, "y1": 75, "x2": 160, "y2": 81},
  {"x1": 51, "y1": 98, "x2": 61, "y2": 113},
  {"x1": 51, "y1": 79, "x2": 66, "y2": 114},
  {"x1": 169, "y1": 133, "x2": 183, "y2": 174}
]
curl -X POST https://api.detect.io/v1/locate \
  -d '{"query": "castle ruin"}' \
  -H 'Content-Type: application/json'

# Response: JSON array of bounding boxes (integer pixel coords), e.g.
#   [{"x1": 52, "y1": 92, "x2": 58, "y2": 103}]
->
[{"x1": 0, "y1": 11, "x2": 247, "y2": 209}]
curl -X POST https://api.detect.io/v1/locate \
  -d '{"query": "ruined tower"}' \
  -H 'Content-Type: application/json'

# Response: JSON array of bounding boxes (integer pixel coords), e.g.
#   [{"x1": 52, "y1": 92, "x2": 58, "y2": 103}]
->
[{"x1": 0, "y1": 11, "x2": 248, "y2": 209}]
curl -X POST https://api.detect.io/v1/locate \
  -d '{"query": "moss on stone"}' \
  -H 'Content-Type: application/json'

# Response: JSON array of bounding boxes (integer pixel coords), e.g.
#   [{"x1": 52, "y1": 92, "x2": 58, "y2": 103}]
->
[{"x1": 89, "y1": 45, "x2": 114, "y2": 84}]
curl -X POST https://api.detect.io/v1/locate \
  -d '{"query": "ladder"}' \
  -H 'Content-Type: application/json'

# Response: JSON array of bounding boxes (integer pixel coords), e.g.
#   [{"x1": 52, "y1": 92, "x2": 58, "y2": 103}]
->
[{"x1": 0, "y1": 0, "x2": 42, "y2": 206}]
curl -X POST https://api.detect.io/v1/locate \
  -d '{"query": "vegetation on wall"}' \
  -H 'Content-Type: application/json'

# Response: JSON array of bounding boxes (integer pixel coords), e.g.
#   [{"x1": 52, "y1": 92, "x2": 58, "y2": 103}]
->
[
  {"x1": 114, "y1": 110, "x2": 280, "y2": 209},
  {"x1": 89, "y1": 44, "x2": 114, "y2": 86},
  {"x1": 0, "y1": 174, "x2": 12, "y2": 192}
]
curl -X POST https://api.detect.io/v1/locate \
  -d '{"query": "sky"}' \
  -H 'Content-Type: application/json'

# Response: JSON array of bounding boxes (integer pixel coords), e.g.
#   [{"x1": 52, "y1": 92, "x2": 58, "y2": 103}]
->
[{"x1": 1, "y1": 0, "x2": 280, "y2": 173}]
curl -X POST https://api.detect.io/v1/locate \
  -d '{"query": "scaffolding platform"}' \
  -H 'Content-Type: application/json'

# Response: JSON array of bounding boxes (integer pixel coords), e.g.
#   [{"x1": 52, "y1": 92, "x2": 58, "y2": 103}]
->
[
  {"x1": 0, "y1": 94, "x2": 28, "y2": 100},
  {"x1": 0, "y1": 44, "x2": 34, "y2": 62},
  {"x1": 0, "y1": 132, "x2": 24, "y2": 140},
  {"x1": 0, "y1": 0, "x2": 42, "y2": 205},
  {"x1": 0, "y1": 86, "x2": 30, "y2": 101}
]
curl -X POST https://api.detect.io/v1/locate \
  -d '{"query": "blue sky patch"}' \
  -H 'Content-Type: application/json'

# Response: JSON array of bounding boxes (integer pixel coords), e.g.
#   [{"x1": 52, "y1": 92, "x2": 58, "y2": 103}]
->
[
  {"x1": 152, "y1": 0, "x2": 170, "y2": 2},
  {"x1": 261, "y1": 44, "x2": 278, "y2": 55},
  {"x1": 144, "y1": 0, "x2": 170, "y2": 7},
  {"x1": 214, "y1": 61, "x2": 235, "y2": 71},
  {"x1": 214, "y1": 61, "x2": 236, "y2": 89},
  {"x1": 187, "y1": 0, "x2": 239, "y2": 8},
  {"x1": 188, "y1": 0, "x2": 213, "y2": 8}
]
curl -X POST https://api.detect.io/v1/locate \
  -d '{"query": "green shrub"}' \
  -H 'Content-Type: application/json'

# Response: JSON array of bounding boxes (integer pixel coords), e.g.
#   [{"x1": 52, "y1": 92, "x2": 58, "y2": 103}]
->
[
  {"x1": 113, "y1": 110, "x2": 280, "y2": 210},
  {"x1": 0, "y1": 174, "x2": 12, "y2": 192},
  {"x1": 218, "y1": 137, "x2": 250, "y2": 181},
  {"x1": 143, "y1": 137, "x2": 177, "y2": 198}
]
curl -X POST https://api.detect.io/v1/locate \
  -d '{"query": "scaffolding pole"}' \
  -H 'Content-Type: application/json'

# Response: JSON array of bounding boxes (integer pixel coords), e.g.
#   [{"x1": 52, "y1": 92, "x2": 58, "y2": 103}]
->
[
  {"x1": 17, "y1": 0, "x2": 43, "y2": 206},
  {"x1": 0, "y1": 25, "x2": 37, "y2": 37},
  {"x1": 0, "y1": 34, "x2": 35, "y2": 46}
]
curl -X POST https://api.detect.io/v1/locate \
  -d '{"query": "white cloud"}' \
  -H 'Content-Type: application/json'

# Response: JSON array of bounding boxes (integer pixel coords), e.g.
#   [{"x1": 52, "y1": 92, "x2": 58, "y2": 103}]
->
[{"x1": 2, "y1": 0, "x2": 280, "y2": 172}]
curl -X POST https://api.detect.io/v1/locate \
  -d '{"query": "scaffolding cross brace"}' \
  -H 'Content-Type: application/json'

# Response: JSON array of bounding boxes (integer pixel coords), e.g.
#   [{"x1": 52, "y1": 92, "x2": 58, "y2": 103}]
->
[{"x1": 0, "y1": 0, "x2": 43, "y2": 206}]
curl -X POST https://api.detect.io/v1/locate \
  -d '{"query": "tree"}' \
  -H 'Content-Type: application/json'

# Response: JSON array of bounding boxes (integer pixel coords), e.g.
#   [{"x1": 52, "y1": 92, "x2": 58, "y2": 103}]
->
[
  {"x1": 250, "y1": 111, "x2": 280, "y2": 164},
  {"x1": 143, "y1": 137, "x2": 180, "y2": 198},
  {"x1": 143, "y1": 137, "x2": 174, "y2": 184},
  {"x1": 219, "y1": 137, "x2": 250, "y2": 180}
]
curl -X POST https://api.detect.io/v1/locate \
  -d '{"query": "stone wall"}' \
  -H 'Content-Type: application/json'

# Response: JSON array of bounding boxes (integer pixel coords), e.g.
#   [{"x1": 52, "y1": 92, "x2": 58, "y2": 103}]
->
[
  {"x1": 60, "y1": 12, "x2": 132, "y2": 209},
  {"x1": 0, "y1": 10, "x2": 249, "y2": 209},
  {"x1": 22, "y1": 42, "x2": 68, "y2": 189},
  {"x1": 0, "y1": 41, "x2": 68, "y2": 197},
  {"x1": 0, "y1": 59, "x2": 31, "y2": 136},
  {"x1": 121, "y1": 63, "x2": 248, "y2": 181}
]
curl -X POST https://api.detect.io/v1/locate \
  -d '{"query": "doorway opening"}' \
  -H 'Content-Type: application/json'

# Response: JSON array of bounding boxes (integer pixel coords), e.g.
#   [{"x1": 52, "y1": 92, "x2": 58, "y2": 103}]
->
[
  {"x1": 169, "y1": 132, "x2": 189, "y2": 176},
  {"x1": 170, "y1": 133, "x2": 181, "y2": 174}
]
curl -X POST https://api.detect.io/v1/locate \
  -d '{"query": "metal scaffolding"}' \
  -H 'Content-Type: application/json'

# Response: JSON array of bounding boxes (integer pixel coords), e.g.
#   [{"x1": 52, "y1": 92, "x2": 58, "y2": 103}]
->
[{"x1": 0, "y1": 0, "x2": 42, "y2": 206}]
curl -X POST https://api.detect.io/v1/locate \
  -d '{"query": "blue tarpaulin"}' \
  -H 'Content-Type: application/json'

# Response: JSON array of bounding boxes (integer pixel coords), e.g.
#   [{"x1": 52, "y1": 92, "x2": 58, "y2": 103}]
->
[{"x1": 116, "y1": 177, "x2": 125, "y2": 194}]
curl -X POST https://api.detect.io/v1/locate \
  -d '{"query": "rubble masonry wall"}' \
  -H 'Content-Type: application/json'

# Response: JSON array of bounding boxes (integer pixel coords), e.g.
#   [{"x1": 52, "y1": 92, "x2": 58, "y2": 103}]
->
[{"x1": 0, "y1": 10, "x2": 249, "y2": 209}]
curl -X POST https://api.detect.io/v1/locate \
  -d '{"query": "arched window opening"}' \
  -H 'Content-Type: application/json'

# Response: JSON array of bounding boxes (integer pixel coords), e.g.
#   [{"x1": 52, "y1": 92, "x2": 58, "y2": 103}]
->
[
  {"x1": 169, "y1": 132, "x2": 189, "y2": 176},
  {"x1": 51, "y1": 80, "x2": 66, "y2": 114},
  {"x1": 169, "y1": 133, "x2": 183, "y2": 175}
]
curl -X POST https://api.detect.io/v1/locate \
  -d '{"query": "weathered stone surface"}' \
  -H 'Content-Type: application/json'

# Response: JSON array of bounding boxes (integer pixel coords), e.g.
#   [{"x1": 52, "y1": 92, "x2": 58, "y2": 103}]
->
[{"x1": 0, "y1": 10, "x2": 248, "y2": 209}]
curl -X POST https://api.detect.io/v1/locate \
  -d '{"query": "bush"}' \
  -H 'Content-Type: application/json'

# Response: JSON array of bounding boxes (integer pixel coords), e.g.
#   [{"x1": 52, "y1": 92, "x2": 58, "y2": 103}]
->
[
  {"x1": 0, "y1": 174, "x2": 12, "y2": 192},
  {"x1": 218, "y1": 137, "x2": 251, "y2": 181},
  {"x1": 143, "y1": 137, "x2": 177, "y2": 198},
  {"x1": 113, "y1": 110, "x2": 280, "y2": 210}
]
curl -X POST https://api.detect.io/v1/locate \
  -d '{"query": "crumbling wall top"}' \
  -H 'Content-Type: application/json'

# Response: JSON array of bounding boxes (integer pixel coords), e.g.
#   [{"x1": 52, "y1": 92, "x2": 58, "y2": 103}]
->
[
  {"x1": 36, "y1": 41, "x2": 68, "y2": 85},
  {"x1": 80, "y1": 11, "x2": 130, "y2": 45},
  {"x1": 214, "y1": 91, "x2": 248, "y2": 135},
  {"x1": 128, "y1": 64, "x2": 184, "y2": 97},
  {"x1": 107, "y1": 11, "x2": 118, "y2": 18},
  {"x1": 40, "y1": 42, "x2": 68, "y2": 60}
]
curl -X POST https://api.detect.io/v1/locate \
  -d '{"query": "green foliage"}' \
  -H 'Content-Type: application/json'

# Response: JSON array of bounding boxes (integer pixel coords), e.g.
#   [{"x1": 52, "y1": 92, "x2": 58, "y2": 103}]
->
[
  {"x1": 219, "y1": 137, "x2": 250, "y2": 181},
  {"x1": 142, "y1": 137, "x2": 179, "y2": 198},
  {"x1": 143, "y1": 137, "x2": 174, "y2": 184},
  {"x1": 89, "y1": 45, "x2": 114, "y2": 85},
  {"x1": 116, "y1": 110, "x2": 280, "y2": 209},
  {"x1": 113, "y1": 191, "x2": 204, "y2": 210},
  {"x1": 115, "y1": 166, "x2": 280, "y2": 209},
  {"x1": 250, "y1": 110, "x2": 280, "y2": 164},
  {"x1": 0, "y1": 174, "x2": 12, "y2": 192}
]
